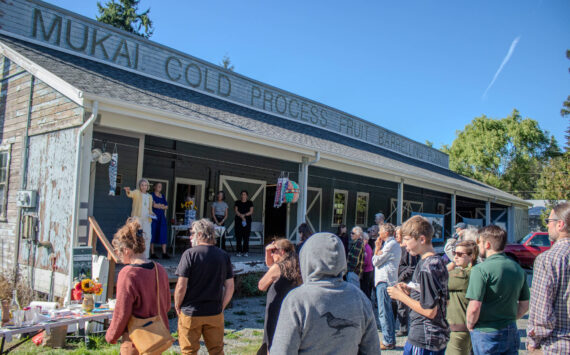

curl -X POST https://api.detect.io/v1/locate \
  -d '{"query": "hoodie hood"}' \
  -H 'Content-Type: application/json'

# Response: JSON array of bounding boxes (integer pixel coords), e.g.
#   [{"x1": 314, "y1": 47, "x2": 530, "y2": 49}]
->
[{"x1": 299, "y1": 232, "x2": 347, "y2": 282}]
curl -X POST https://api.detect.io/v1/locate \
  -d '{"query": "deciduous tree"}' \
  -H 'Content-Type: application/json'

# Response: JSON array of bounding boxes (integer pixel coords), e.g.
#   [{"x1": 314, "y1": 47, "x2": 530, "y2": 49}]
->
[
  {"x1": 441, "y1": 110, "x2": 559, "y2": 199},
  {"x1": 534, "y1": 49, "x2": 570, "y2": 201}
]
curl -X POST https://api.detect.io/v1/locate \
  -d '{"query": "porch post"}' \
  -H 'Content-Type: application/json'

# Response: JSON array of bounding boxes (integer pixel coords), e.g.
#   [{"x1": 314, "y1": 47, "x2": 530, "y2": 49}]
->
[
  {"x1": 296, "y1": 157, "x2": 308, "y2": 243},
  {"x1": 397, "y1": 180, "x2": 404, "y2": 225},
  {"x1": 485, "y1": 201, "x2": 491, "y2": 226},
  {"x1": 451, "y1": 192, "x2": 456, "y2": 233},
  {"x1": 77, "y1": 124, "x2": 94, "y2": 245},
  {"x1": 507, "y1": 205, "x2": 515, "y2": 242},
  {"x1": 136, "y1": 135, "x2": 145, "y2": 182}
]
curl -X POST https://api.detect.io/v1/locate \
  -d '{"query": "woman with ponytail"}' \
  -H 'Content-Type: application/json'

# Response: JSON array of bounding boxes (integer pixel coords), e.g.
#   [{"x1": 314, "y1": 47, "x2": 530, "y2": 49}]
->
[{"x1": 106, "y1": 218, "x2": 171, "y2": 354}]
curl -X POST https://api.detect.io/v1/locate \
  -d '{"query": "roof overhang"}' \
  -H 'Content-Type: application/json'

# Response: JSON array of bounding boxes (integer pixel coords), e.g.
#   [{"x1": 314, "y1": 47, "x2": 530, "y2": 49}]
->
[{"x1": 81, "y1": 97, "x2": 532, "y2": 208}]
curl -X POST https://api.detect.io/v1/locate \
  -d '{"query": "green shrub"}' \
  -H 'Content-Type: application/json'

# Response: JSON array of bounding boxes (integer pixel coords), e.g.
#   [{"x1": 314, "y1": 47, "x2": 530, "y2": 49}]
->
[{"x1": 234, "y1": 272, "x2": 264, "y2": 298}]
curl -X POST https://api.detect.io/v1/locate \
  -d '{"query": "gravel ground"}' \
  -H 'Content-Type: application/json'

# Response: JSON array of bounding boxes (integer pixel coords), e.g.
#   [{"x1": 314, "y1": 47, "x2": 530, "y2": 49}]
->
[
  {"x1": 165, "y1": 269, "x2": 535, "y2": 354},
  {"x1": 166, "y1": 295, "x2": 531, "y2": 354}
]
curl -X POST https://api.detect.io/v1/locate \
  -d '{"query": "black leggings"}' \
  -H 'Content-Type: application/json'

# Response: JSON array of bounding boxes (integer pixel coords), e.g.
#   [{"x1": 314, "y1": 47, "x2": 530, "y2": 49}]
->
[
  {"x1": 360, "y1": 271, "x2": 374, "y2": 300},
  {"x1": 235, "y1": 219, "x2": 251, "y2": 253}
]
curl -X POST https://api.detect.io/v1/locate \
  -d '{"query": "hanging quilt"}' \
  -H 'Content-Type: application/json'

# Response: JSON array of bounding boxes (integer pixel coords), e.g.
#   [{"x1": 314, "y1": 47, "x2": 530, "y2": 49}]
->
[{"x1": 274, "y1": 175, "x2": 289, "y2": 208}]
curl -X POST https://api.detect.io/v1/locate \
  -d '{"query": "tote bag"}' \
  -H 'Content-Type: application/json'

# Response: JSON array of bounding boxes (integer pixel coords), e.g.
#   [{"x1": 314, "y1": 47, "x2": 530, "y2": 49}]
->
[{"x1": 127, "y1": 262, "x2": 174, "y2": 354}]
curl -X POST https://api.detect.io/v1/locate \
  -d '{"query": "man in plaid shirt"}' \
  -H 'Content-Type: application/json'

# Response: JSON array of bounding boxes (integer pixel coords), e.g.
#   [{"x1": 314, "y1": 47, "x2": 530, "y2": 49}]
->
[
  {"x1": 346, "y1": 226, "x2": 365, "y2": 288},
  {"x1": 527, "y1": 202, "x2": 570, "y2": 354}
]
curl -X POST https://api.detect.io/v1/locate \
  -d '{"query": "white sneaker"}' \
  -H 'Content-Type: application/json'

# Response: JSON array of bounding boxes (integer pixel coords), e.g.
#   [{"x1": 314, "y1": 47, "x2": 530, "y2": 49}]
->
[
  {"x1": 236, "y1": 253, "x2": 242, "y2": 257},
  {"x1": 244, "y1": 253, "x2": 248, "y2": 257}
]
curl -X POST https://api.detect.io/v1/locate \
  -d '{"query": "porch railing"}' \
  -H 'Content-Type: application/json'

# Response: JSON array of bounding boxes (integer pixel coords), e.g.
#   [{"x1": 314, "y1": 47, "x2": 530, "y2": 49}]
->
[{"x1": 87, "y1": 216, "x2": 119, "y2": 300}]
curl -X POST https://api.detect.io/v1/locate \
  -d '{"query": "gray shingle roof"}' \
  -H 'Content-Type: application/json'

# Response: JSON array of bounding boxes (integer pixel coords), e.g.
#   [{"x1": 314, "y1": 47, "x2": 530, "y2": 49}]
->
[{"x1": 0, "y1": 34, "x2": 528, "y2": 206}]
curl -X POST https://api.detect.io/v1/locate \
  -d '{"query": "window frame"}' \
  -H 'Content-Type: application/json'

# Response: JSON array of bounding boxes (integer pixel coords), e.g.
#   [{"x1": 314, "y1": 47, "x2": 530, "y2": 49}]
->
[
  {"x1": 354, "y1": 192, "x2": 369, "y2": 227},
  {"x1": 529, "y1": 234, "x2": 550, "y2": 247},
  {"x1": 331, "y1": 189, "x2": 348, "y2": 227},
  {"x1": 0, "y1": 144, "x2": 12, "y2": 222}
]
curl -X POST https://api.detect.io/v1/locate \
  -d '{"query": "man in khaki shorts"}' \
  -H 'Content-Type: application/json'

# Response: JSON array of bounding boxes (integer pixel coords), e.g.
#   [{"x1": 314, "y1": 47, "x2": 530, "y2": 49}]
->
[{"x1": 174, "y1": 219, "x2": 235, "y2": 354}]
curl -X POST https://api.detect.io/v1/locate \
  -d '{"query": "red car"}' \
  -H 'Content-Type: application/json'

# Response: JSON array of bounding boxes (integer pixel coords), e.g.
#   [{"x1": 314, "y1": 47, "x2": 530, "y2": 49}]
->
[{"x1": 504, "y1": 232, "x2": 552, "y2": 269}]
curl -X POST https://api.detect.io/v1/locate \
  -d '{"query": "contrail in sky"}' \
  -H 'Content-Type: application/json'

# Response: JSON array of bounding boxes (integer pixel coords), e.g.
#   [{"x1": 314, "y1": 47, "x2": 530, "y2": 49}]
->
[{"x1": 482, "y1": 36, "x2": 521, "y2": 99}]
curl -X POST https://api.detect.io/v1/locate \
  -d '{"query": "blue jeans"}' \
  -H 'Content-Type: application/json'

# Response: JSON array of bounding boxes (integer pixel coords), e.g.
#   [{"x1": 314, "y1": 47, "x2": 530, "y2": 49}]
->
[
  {"x1": 346, "y1": 271, "x2": 360, "y2": 288},
  {"x1": 403, "y1": 342, "x2": 445, "y2": 355},
  {"x1": 470, "y1": 322, "x2": 520, "y2": 355},
  {"x1": 376, "y1": 282, "x2": 395, "y2": 345}
]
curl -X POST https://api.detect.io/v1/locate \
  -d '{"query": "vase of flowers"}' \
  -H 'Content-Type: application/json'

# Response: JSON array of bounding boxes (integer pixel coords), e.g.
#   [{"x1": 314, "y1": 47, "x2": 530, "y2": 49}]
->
[
  {"x1": 181, "y1": 200, "x2": 198, "y2": 225},
  {"x1": 74, "y1": 278, "x2": 103, "y2": 312}
]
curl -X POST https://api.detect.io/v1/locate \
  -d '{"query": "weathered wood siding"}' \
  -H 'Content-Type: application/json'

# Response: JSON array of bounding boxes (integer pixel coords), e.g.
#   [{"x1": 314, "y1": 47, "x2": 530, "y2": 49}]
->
[{"x1": 0, "y1": 54, "x2": 83, "y2": 290}]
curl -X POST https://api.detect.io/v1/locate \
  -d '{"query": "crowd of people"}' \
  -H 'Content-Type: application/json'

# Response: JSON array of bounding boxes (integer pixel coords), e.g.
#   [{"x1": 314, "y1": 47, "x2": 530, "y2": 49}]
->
[
  {"x1": 124, "y1": 180, "x2": 259, "y2": 258},
  {"x1": 104, "y1": 201, "x2": 570, "y2": 355}
]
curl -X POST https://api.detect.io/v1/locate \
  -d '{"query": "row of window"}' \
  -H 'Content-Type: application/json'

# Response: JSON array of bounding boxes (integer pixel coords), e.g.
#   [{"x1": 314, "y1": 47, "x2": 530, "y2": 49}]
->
[{"x1": 332, "y1": 189, "x2": 369, "y2": 227}]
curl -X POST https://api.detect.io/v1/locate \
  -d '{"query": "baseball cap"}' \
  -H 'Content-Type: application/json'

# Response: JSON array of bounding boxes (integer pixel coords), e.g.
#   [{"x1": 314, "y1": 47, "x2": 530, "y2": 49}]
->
[{"x1": 454, "y1": 222, "x2": 467, "y2": 229}]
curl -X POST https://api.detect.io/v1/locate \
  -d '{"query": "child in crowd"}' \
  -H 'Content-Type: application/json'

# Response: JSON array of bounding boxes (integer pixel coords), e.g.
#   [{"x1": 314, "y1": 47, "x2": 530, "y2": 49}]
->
[{"x1": 387, "y1": 215, "x2": 449, "y2": 355}]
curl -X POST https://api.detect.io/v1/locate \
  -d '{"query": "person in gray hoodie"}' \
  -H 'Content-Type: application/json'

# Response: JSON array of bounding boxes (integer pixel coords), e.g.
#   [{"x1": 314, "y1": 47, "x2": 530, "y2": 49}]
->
[{"x1": 270, "y1": 232, "x2": 381, "y2": 355}]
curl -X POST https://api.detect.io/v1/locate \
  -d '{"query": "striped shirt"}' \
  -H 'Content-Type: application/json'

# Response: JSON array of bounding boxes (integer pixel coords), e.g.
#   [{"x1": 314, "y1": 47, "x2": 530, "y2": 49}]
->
[{"x1": 527, "y1": 237, "x2": 570, "y2": 354}]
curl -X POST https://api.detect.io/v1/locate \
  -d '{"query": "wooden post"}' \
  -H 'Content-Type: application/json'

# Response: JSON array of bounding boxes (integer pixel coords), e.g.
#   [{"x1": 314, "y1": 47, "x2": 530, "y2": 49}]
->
[
  {"x1": 107, "y1": 253, "x2": 116, "y2": 300},
  {"x1": 87, "y1": 216, "x2": 120, "y2": 301},
  {"x1": 397, "y1": 181, "x2": 404, "y2": 225},
  {"x1": 87, "y1": 223, "x2": 97, "y2": 254}
]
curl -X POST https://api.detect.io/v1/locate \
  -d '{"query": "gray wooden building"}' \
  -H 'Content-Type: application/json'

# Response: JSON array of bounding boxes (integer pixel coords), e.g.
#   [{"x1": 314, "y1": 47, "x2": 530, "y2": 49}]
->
[{"x1": 0, "y1": 0, "x2": 530, "y2": 298}]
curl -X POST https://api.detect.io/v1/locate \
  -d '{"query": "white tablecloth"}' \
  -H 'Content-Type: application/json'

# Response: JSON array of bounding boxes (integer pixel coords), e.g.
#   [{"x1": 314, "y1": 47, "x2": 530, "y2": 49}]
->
[{"x1": 0, "y1": 312, "x2": 113, "y2": 343}]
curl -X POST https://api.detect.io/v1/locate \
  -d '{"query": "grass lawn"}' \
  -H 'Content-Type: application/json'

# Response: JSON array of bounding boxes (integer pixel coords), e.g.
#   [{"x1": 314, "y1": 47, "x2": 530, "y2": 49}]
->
[{"x1": 5, "y1": 330, "x2": 265, "y2": 355}]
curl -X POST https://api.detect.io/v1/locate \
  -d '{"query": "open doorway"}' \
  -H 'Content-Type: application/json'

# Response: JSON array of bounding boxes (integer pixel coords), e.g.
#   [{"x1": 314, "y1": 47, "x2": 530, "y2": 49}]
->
[
  {"x1": 265, "y1": 186, "x2": 287, "y2": 243},
  {"x1": 173, "y1": 178, "x2": 205, "y2": 224}
]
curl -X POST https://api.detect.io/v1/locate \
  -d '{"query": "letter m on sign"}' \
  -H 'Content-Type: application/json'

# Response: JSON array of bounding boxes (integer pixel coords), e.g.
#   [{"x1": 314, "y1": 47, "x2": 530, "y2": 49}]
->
[{"x1": 32, "y1": 8, "x2": 62, "y2": 45}]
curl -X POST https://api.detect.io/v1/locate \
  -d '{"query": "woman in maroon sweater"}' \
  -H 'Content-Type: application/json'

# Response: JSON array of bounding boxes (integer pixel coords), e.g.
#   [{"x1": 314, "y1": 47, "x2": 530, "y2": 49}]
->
[{"x1": 106, "y1": 218, "x2": 171, "y2": 354}]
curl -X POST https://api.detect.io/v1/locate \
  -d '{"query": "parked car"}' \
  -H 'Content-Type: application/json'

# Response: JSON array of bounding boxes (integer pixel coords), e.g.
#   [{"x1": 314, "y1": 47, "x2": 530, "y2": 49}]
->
[{"x1": 504, "y1": 232, "x2": 551, "y2": 269}]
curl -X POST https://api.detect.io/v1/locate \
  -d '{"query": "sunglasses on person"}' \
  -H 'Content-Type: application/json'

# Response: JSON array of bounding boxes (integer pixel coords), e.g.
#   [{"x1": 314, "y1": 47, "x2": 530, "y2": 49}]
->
[
  {"x1": 544, "y1": 218, "x2": 560, "y2": 224},
  {"x1": 270, "y1": 248, "x2": 281, "y2": 255},
  {"x1": 453, "y1": 251, "x2": 471, "y2": 257}
]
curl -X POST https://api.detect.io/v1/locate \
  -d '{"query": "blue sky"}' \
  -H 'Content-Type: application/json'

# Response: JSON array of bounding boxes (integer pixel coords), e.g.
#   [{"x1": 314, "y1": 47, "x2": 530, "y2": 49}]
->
[{"x1": 46, "y1": 0, "x2": 569, "y2": 149}]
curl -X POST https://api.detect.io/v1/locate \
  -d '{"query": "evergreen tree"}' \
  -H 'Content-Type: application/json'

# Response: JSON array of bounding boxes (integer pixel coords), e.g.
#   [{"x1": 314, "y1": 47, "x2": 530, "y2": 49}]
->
[
  {"x1": 220, "y1": 55, "x2": 235, "y2": 71},
  {"x1": 97, "y1": 0, "x2": 153, "y2": 38}
]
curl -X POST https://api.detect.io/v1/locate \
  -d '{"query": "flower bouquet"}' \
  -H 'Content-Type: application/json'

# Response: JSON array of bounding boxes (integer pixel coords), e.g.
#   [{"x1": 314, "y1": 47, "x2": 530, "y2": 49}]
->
[
  {"x1": 73, "y1": 278, "x2": 103, "y2": 312},
  {"x1": 181, "y1": 200, "x2": 197, "y2": 225}
]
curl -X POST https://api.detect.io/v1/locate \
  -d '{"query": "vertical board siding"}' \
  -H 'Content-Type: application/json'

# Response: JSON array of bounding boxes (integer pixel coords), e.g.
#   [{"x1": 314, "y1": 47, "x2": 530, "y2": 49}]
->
[
  {"x1": 91, "y1": 132, "x2": 140, "y2": 251},
  {"x1": 92, "y1": 133, "x2": 300, "y2": 242},
  {"x1": 0, "y1": 54, "x2": 83, "y2": 284},
  {"x1": 22, "y1": 128, "x2": 78, "y2": 274},
  {"x1": 309, "y1": 166, "x2": 399, "y2": 233}
]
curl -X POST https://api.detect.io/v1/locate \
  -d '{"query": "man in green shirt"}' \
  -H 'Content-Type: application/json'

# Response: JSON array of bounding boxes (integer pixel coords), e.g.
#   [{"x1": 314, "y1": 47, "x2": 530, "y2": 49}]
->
[{"x1": 465, "y1": 225, "x2": 530, "y2": 355}]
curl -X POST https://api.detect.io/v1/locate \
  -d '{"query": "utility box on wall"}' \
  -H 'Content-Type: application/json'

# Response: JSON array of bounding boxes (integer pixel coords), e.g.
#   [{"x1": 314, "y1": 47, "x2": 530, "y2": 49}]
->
[{"x1": 16, "y1": 190, "x2": 37, "y2": 208}]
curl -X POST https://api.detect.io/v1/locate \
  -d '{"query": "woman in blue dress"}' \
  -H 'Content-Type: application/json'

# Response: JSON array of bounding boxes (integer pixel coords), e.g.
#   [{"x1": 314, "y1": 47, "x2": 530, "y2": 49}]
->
[{"x1": 150, "y1": 182, "x2": 170, "y2": 259}]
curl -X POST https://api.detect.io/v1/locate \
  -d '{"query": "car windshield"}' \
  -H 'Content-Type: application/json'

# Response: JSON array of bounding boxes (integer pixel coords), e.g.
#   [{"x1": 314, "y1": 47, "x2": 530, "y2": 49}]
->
[{"x1": 519, "y1": 233, "x2": 534, "y2": 244}]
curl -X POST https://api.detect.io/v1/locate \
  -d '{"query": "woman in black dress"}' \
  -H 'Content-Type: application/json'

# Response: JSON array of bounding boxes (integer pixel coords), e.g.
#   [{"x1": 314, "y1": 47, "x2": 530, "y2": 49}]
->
[
  {"x1": 336, "y1": 224, "x2": 349, "y2": 257},
  {"x1": 258, "y1": 238, "x2": 302, "y2": 354},
  {"x1": 234, "y1": 190, "x2": 254, "y2": 257}
]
